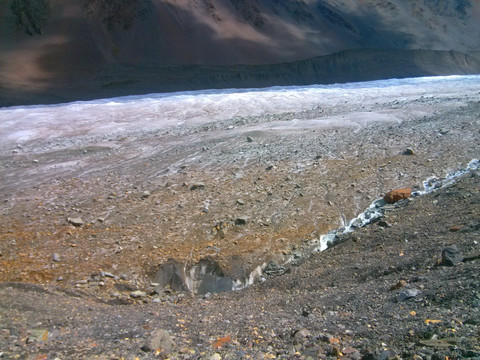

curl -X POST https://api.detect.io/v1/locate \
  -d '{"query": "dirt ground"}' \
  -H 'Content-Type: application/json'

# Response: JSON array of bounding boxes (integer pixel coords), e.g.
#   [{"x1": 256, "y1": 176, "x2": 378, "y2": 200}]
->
[{"x1": 0, "y1": 78, "x2": 479, "y2": 359}]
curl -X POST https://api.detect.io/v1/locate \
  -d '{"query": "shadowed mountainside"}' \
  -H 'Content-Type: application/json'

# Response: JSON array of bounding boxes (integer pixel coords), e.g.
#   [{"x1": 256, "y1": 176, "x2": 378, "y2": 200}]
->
[
  {"x1": 1, "y1": 0, "x2": 480, "y2": 105},
  {"x1": 1, "y1": 48, "x2": 480, "y2": 107}
]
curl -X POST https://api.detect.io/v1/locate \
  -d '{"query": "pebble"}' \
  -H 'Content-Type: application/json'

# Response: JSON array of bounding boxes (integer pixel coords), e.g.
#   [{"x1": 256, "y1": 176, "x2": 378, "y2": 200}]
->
[
  {"x1": 403, "y1": 148, "x2": 415, "y2": 155},
  {"x1": 235, "y1": 217, "x2": 247, "y2": 225},
  {"x1": 390, "y1": 280, "x2": 407, "y2": 291},
  {"x1": 190, "y1": 183, "x2": 206, "y2": 191},
  {"x1": 247, "y1": 136, "x2": 254, "y2": 143},
  {"x1": 441, "y1": 244, "x2": 463, "y2": 266},
  {"x1": 397, "y1": 288, "x2": 421, "y2": 302},
  {"x1": 130, "y1": 290, "x2": 147, "y2": 299},
  {"x1": 379, "y1": 350, "x2": 394, "y2": 360},
  {"x1": 294, "y1": 328, "x2": 311, "y2": 343},
  {"x1": 67, "y1": 217, "x2": 84, "y2": 227},
  {"x1": 141, "y1": 329, "x2": 174, "y2": 353},
  {"x1": 52, "y1": 253, "x2": 60, "y2": 262}
]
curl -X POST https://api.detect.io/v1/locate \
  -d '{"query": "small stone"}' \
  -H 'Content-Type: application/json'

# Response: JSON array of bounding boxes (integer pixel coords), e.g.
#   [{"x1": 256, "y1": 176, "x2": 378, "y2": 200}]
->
[
  {"x1": 403, "y1": 148, "x2": 415, "y2": 155},
  {"x1": 28, "y1": 329, "x2": 48, "y2": 343},
  {"x1": 104, "y1": 272, "x2": 115, "y2": 278},
  {"x1": 56, "y1": 276, "x2": 63, "y2": 282},
  {"x1": 383, "y1": 188, "x2": 412, "y2": 204},
  {"x1": 33, "y1": 159, "x2": 39, "y2": 163},
  {"x1": 52, "y1": 253, "x2": 60, "y2": 262},
  {"x1": 130, "y1": 290, "x2": 147, "y2": 299},
  {"x1": 397, "y1": 288, "x2": 421, "y2": 302},
  {"x1": 321, "y1": 335, "x2": 340, "y2": 344},
  {"x1": 67, "y1": 217, "x2": 84, "y2": 227},
  {"x1": 98, "y1": 281, "x2": 105, "y2": 286},
  {"x1": 141, "y1": 329, "x2": 174, "y2": 353},
  {"x1": 390, "y1": 280, "x2": 407, "y2": 291},
  {"x1": 212, "y1": 335, "x2": 231, "y2": 349},
  {"x1": 379, "y1": 350, "x2": 394, "y2": 360},
  {"x1": 141, "y1": 191, "x2": 151, "y2": 199},
  {"x1": 342, "y1": 347, "x2": 359, "y2": 355},
  {"x1": 209, "y1": 354, "x2": 221, "y2": 360},
  {"x1": 247, "y1": 136, "x2": 254, "y2": 143},
  {"x1": 441, "y1": 245, "x2": 463, "y2": 266},
  {"x1": 449, "y1": 225, "x2": 462, "y2": 232},
  {"x1": 190, "y1": 183, "x2": 205, "y2": 191},
  {"x1": 332, "y1": 347, "x2": 343, "y2": 357},
  {"x1": 294, "y1": 328, "x2": 311, "y2": 343},
  {"x1": 378, "y1": 220, "x2": 392, "y2": 228},
  {"x1": 236, "y1": 199, "x2": 245, "y2": 205},
  {"x1": 234, "y1": 217, "x2": 247, "y2": 226}
]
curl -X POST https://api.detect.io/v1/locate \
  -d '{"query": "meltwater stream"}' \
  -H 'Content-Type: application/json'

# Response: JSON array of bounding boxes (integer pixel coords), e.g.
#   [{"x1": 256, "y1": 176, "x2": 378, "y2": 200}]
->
[{"x1": 154, "y1": 159, "x2": 479, "y2": 295}]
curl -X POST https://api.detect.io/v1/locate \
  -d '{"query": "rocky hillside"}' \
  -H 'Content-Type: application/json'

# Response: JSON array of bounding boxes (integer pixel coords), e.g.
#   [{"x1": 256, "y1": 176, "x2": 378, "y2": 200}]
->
[{"x1": 1, "y1": 0, "x2": 480, "y2": 105}]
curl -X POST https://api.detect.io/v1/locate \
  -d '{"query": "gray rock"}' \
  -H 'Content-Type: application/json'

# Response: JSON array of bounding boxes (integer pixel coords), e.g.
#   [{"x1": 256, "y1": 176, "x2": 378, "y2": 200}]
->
[
  {"x1": 379, "y1": 350, "x2": 395, "y2": 360},
  {"x1": 67, "y1": 217, "x2": 84, "y2": 227},
  {"x1": 27, "y1": 329, "x2": 48, "y2": 343},
  {"x1": 141, "y1": 329, "x2": 174, "y2": 353},
  {"x1": 190, "y1": 183, "x2": 205, "y2": 191},
  {"x1": 236, "y1": 199, "x2": 245, "y2": 205},
  {"x1": 397, "y1": 288, "x2": 421, "y2": 302},
  {"x1": 294, "y1": 328, "x2": 311, "y2": 343},
  {"x1": 130, "y1": 290, "x2": 147, "y2": 299},
  {"x1": 247, "y1": 136, "x2": 254, "y2": 143},
  {"x1": 235, "y1": 217, "x2": 247, "y2": 226},
  {"x1": 52, "y1": 253, "x2": 60, "y2": 262},
  {"x1": 441, "y1": 244, "x2": 463, "y2": 266},
  {"x1": 141, "y1": 191, "x2": 151, "y2": 199},
  {"x1": 403, "y1": 148, "x2": 415, "y2": 155}
]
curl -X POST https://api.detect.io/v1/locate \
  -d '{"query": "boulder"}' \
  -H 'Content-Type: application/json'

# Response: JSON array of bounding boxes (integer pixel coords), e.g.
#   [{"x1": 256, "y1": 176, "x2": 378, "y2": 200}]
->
[{"x1": 383, "y1": 188, "x2": 412, "y2": 204}]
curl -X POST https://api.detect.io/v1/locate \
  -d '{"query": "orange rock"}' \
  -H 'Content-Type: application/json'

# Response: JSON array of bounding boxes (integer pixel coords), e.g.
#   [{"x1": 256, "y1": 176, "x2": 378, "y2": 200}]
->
[
  {"x1": 328, "y1": 337, "x2": 341, "y2": 345},
  {"x1": 212, "y1": 335, "x2": 231, "y2": 349},
  {"x1": 383, "y1": 188, "x2": 412, "y2": 204}
]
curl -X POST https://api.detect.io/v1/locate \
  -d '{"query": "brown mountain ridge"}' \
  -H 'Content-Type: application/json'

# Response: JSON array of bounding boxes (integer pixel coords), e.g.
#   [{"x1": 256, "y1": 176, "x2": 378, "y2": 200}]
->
[{"x1": 1, "y1": 0, "x2": 480, "y2": 105}]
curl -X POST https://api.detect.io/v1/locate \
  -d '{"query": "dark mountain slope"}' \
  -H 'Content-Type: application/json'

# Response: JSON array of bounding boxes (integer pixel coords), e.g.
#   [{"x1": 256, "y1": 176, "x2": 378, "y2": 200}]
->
[{"x1": 1, "y1": 0, "x2": 479, "y2": 105}]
